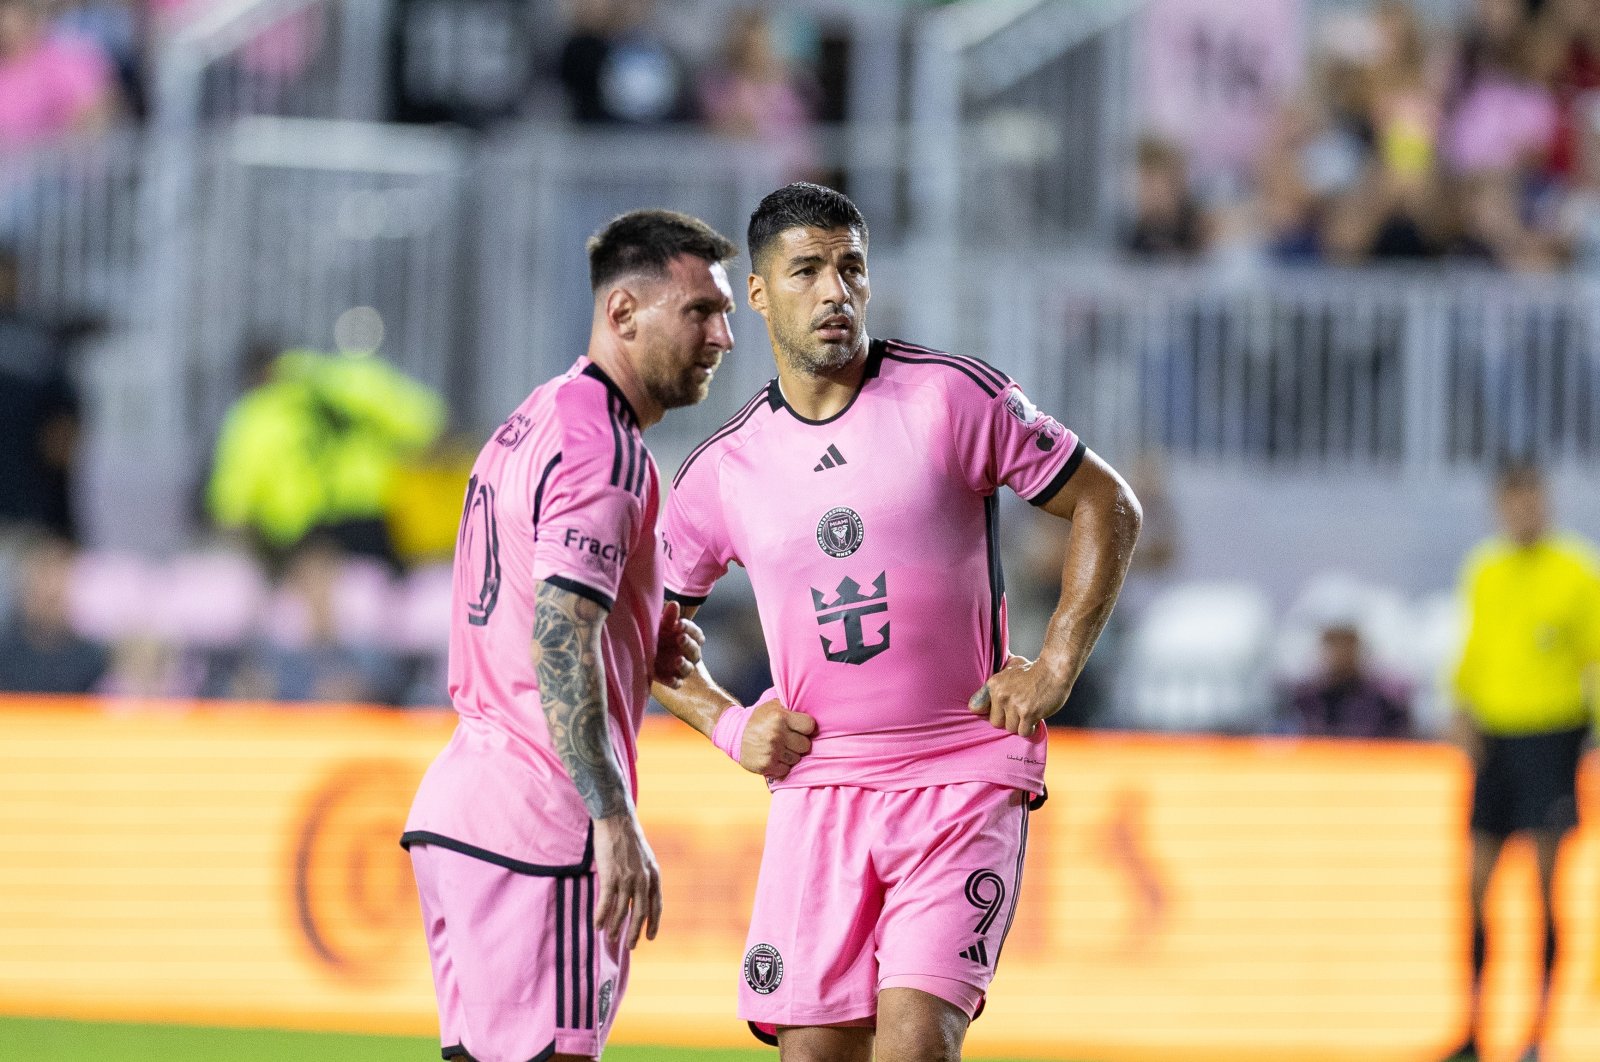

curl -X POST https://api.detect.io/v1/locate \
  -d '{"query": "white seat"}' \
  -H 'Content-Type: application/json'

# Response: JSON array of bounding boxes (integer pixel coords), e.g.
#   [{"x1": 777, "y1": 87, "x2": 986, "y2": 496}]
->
[{"x1": 1117, "y1": 581, "x2": 1275, "y2": 732}]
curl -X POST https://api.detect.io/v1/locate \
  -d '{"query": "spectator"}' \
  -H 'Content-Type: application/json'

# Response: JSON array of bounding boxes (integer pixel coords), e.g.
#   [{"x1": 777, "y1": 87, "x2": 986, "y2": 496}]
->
[
  {"x1": 0, "y1": 247, "x2": 80, "y2": 541},
  {"x1": 1556, "y1": 90, "x2": 1600, "y2": 267},
  {"x1": 1282, "y1": 621, "x2": 1413, "y2": 739},
  {"x1": 1443, "y1": 0, "x2": 1559, "y2": 178},
  {"x1": 556, "y1": 0, "x2": 689, "y2": 125},
  {"x1": 0, "y1": 0, "x2": 117, "y2": 153},
  {"x1": 1123, "y1": 136, "x2": 1207, "y2": 259},
  {"x1": 0, "y1": 534, "x2": 107, "y2": 694},
  {"x1": 1211, "y1": 103, "x2": 1329, "y2": 266},
  {"x1": 206, "y1": 345, "x2": 446, "y2": 570},
  {"x1": 1538, "y1": 0, "x2": 1600, "y2": 184},
  {"x1": 1451, "y1": 169, "x2": 1563, "y2": 269},
  {"x1": 697, "y1": 8, "x2": 817, "y2": 176}
]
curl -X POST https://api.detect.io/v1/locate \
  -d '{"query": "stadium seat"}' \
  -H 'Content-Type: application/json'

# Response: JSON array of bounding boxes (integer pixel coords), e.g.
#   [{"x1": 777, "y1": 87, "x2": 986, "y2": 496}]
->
[
  {"x1": 154, "y1": 549, "x2": 269, "y2": 648},
  {"x1": 67, "y1": 551, "x2": 156, "y2": 643},
  {"x1": 393, "y1": 563, "x2": 453, "y2": 656},
  {"x1": 1115, "y1": 581, "x2": 1274, "y2": 732}
]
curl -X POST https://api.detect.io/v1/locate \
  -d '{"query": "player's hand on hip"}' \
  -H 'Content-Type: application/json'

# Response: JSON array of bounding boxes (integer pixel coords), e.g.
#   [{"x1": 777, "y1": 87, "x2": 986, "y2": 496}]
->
[
  {"x1": 652, "y1": 600, "x2": 705, "y2": 688},
  {"x1": 741, "y1": 697, "x2": 818, "y2": 780},
  {"x1": 591, "y1": 812, "x2": 662, "y2": 949},
  {"x1": 968, "y1": 654, "x2": 1069, "y2": 737}
]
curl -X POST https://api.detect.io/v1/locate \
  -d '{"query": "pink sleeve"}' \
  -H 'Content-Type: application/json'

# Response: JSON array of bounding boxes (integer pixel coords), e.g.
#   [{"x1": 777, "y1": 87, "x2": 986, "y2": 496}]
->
[
  {"x1": 531, "y1": 457, "x2": 642, "y2": 611},
  {"x1": 661, "y1": 457, "x2": 733, "y2": 605},
  {"x1": 954, "y1": 379, "x2": 1083, "y2": 506}
]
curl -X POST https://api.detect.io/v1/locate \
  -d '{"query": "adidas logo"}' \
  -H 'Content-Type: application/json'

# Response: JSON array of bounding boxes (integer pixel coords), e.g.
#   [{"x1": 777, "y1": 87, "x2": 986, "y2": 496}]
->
[
  {"x1": 959, "y1": 940, "x2": 989, "y2": 966},
  {"x1": 813, "y1": 444, "x2": 848, "y2": 471}
]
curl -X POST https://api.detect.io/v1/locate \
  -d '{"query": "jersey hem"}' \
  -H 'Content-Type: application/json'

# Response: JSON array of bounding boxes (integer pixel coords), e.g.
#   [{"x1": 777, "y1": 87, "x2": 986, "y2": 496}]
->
[
  {"x1": 664, "y1": 587, "x2": 709, "y2": 608},
  {"x1": 1027, "y1": 437, "x2": 1086, "y2": 507},
  {"x1": 399, "y1": 829, "x2": 595, "y2": 876},
  {"x1": 542, "y1": 575, "x2": 616, "y2": 612}
]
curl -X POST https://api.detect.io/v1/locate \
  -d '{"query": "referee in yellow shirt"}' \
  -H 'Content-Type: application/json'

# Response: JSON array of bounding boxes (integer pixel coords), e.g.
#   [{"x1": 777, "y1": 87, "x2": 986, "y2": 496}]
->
[{"x1": 1444, "y1": 463, "x2": 1600, "y2": 1062}]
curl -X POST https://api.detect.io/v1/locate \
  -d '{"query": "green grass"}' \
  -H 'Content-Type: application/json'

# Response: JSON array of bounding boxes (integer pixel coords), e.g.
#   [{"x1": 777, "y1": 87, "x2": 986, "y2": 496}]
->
[{"x1": 3, "y1": 1017, "x2": 1080, "y2": 1061}]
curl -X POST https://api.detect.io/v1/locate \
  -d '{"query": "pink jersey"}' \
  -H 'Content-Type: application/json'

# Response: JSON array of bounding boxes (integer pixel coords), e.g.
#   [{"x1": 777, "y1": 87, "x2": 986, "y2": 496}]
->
[
  {"x1": 663, "y1": 338, "x2": 1081, "y2": 794},
  {"x1": 406, "y1": 358, "x2": 662, "y2": 868}
]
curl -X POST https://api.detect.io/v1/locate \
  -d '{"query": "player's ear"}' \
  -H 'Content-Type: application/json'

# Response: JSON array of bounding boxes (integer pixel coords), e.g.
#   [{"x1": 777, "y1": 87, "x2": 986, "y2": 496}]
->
[
  {"x1": 605, "y1": 285, "x2": 638, "y2": 340},
  {"x1": 747, "y1": 271, "x2": 768, "y2": 319}
]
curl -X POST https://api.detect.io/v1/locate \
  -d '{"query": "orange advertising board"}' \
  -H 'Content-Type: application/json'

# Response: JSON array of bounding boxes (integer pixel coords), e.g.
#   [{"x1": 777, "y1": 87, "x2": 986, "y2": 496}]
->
[{"x1": 2, "y1": 698, "x2": 1599, "y2": 1061}]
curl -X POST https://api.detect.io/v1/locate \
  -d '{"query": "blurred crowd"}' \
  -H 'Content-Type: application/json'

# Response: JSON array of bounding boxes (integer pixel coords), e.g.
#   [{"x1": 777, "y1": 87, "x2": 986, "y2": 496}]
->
[
  {"x1": 0, "y1": 0, "x2": 826, "y2": 167},
  {"x1": 1126, "y1": 0, "x2": 1600, "y2": 271}
]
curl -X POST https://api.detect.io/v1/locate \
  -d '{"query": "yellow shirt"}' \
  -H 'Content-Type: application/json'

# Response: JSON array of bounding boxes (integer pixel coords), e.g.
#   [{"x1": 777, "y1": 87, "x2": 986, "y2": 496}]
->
[{"x1": 1453, "y1": 533, "x2": 1600, "y2": 736}]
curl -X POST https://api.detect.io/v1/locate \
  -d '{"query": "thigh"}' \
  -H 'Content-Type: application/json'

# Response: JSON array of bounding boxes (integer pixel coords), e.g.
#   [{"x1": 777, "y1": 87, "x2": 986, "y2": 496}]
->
[
  {"x1": 742, "y1": 787, "x2": 884, "y2": 1029},
  {"x1": 875, "y1": 783, "x2": 1030, "y2": 1010},
  {"x1": 874, "y1": 987, "x2": 970, "y2": 1062},
  {"x1": 775, "y1": 1023, "x2": 874, "y2": 1062}
]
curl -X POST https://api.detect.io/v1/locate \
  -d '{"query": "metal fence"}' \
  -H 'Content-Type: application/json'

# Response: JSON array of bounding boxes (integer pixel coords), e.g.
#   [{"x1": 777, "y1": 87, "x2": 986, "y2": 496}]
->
[
  {"x1": 926, "y1": 260, "x2": 1600, "y2": 474},
  {"x1": 1, "y1": 132, "x2": 145, "y2": 326}
]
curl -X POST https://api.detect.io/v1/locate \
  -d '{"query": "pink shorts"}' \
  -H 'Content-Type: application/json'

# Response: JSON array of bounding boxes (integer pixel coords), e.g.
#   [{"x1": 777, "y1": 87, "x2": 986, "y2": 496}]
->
[
  {"x1": 410, "y1": 843, "x2": 627, "y2": 1061},
  {"x1": 740, "y1": 782, "x2": 1030, "y2": 1031}
]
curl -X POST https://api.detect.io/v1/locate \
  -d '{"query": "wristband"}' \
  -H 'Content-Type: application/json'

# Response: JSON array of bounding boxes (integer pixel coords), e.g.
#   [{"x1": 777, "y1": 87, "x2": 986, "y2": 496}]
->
[{"x1": 710, "y1": 703, "x2": 755, "y2": 762}]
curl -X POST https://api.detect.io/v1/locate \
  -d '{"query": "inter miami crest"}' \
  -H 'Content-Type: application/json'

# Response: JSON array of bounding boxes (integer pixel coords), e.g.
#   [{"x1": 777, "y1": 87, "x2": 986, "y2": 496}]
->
[
  {"x1": 598, "y1": 978, "x2": 615, "y2": 1024},
  {"x1": 816, "y1": 506, "x2": 864, "y2": 558},
  {"x1": 743, "y1": 942, "x2": 784, "y2": 995}
]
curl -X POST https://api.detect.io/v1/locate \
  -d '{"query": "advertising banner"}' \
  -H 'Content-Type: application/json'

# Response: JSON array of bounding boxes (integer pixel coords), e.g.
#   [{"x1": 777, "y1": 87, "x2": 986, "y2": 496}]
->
[{"x1": 3, "y1": 700, "x2": 1598, "y2": 1060}]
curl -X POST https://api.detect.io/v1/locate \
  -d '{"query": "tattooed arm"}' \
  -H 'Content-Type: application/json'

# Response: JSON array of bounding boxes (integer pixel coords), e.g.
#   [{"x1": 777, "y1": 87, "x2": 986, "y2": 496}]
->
[
  {"x1": 533, "y1": 580, "x2": 630, "y2": 818},
  {"x1": 532, "y1": 580, "x2": 661, "y2": 947}
]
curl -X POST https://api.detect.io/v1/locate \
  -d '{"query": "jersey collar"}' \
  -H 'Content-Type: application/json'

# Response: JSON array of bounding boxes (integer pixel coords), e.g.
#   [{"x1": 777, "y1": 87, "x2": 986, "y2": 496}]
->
[
  {"x1": 581, "y1": 360, "x2": 641, "y2": 428},
  {"x1": 766, "y1": 338, "x2": 885, "y2": 426}
]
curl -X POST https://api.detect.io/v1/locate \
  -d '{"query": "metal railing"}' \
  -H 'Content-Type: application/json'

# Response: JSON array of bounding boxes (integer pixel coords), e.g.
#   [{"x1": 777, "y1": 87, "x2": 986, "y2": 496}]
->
[
  {"x1": 151, "y1": 0, "x2": 390, "y2": 127},
  {"x1": 1, "y1": 132, "x2": 145, "y2": 325},
  {"x1": 915, "y1": 259, "x2": 1600, "y2": 474}
]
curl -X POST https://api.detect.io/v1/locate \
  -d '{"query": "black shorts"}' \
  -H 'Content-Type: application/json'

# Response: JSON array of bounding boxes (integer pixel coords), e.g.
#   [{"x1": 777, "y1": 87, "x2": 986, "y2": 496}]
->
[{"x1": 1470, "y1": 726, "x2": 1587, "y2": 838}]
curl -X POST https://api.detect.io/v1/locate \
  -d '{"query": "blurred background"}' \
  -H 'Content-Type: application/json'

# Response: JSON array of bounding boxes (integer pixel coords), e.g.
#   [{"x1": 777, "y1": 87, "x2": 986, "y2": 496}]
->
[{"x1": 3, "y1": 0, "x2": 1600, "y2": 1059}]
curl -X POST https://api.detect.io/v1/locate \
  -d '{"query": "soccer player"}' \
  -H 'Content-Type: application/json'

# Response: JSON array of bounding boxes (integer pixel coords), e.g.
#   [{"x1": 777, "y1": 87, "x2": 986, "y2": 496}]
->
[
  {"x1": 652, "y1": 183, "x2": 1143, "y2": 1062},
  {"x1": 1444, "y1": 462, "x2": 1600, "y2": 1062},
  {"x1": 402, "y1": 209, "x2": 738, "y2": 1062}
]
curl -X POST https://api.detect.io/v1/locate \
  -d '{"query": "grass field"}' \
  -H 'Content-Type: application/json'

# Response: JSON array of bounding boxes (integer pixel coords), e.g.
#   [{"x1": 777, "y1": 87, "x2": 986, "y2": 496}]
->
[{"x1": 6, "y1": 1017, "x2": 1082, "y2": 1061}]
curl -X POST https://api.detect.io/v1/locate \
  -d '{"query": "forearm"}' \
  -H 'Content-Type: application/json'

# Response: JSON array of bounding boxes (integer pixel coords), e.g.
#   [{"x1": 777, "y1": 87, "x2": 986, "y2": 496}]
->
[
  {"x1": 533, "y1": 582, "x2": 632, "y2": 820},
  {"x1": 652, "y1": 663, "x2": 741, "y2": 739},
  {"x1": 1036, "y1": 488, "x2": 1142, "y2": 688}
]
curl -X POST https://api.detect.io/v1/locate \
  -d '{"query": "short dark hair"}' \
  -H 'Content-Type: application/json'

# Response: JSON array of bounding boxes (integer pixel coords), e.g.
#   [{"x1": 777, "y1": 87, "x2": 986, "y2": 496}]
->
[
  {"x1": 1496, "y1": 457, "x2": 1544, "y2": 493},
  {"x1": 747, "y1": 182, "x2": 868, "y2": 273},
  {"x1": 586, "y1": 209, "x2": 737, "y2": 292}
]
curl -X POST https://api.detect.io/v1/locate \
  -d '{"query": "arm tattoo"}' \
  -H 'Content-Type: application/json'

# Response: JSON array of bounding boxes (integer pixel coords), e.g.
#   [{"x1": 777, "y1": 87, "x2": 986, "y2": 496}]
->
[{"x1": 533, "y1": 582, "x2": 630, "y2": 819}]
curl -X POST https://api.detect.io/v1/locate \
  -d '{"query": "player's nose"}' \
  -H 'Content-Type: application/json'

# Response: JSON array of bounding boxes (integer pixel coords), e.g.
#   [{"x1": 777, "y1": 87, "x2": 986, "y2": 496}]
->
[
  {"x1": 818, "y1": 266, "x2": 849, "y2": 304},
  {"x1": 707, "y1": 311, "x2": 734, "y2": 352}
]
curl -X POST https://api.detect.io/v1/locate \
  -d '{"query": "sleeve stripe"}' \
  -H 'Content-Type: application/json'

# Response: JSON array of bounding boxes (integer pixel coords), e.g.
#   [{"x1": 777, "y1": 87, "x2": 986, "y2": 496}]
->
[
  {"x1": 621, "y1": 406, "x2": 638, "y2": 496},
  {"x1": 672, "y1": 386, "x2": 769, "y2": 489},
  {"x1": 664, "y1": 588, "x2": 708, "y2": 608},
  {"x1": 531, "y1": 452, "x2": 563, "y2": 530},
  {"x1": 882, "y1": 350, "x2": 999, "y2": 398},
  {"x1": 543, "y1": 575, "x2": 616, "y2": 612},
  {"x1": 606, "y1": 394, "x2": 626, "y2": 488},
  {"x1": 887, "y1": 339, "x2": 1011, "y2": 389},
  {"x1": 1028, "y1": 438, "x2": 1087, "y2": 507},
  {"x1": 631, "y1": 428, "x2": 648, "y2": 496}
]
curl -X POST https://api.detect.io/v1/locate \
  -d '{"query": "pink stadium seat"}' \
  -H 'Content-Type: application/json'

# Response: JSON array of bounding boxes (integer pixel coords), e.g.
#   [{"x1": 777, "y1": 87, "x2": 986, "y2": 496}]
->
[
  {"x1": 261, "y1": 554, "x2": 398, "y2": 649},
  {"x1": 155, "y1": 550, "x2": 269, "y2": 649},
  {"x1": 68, "y1": 551, "x2": 156, "y2": 643},
  {"x1": 394, "y1": 563, "x2": 454, "y2": 655}
]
